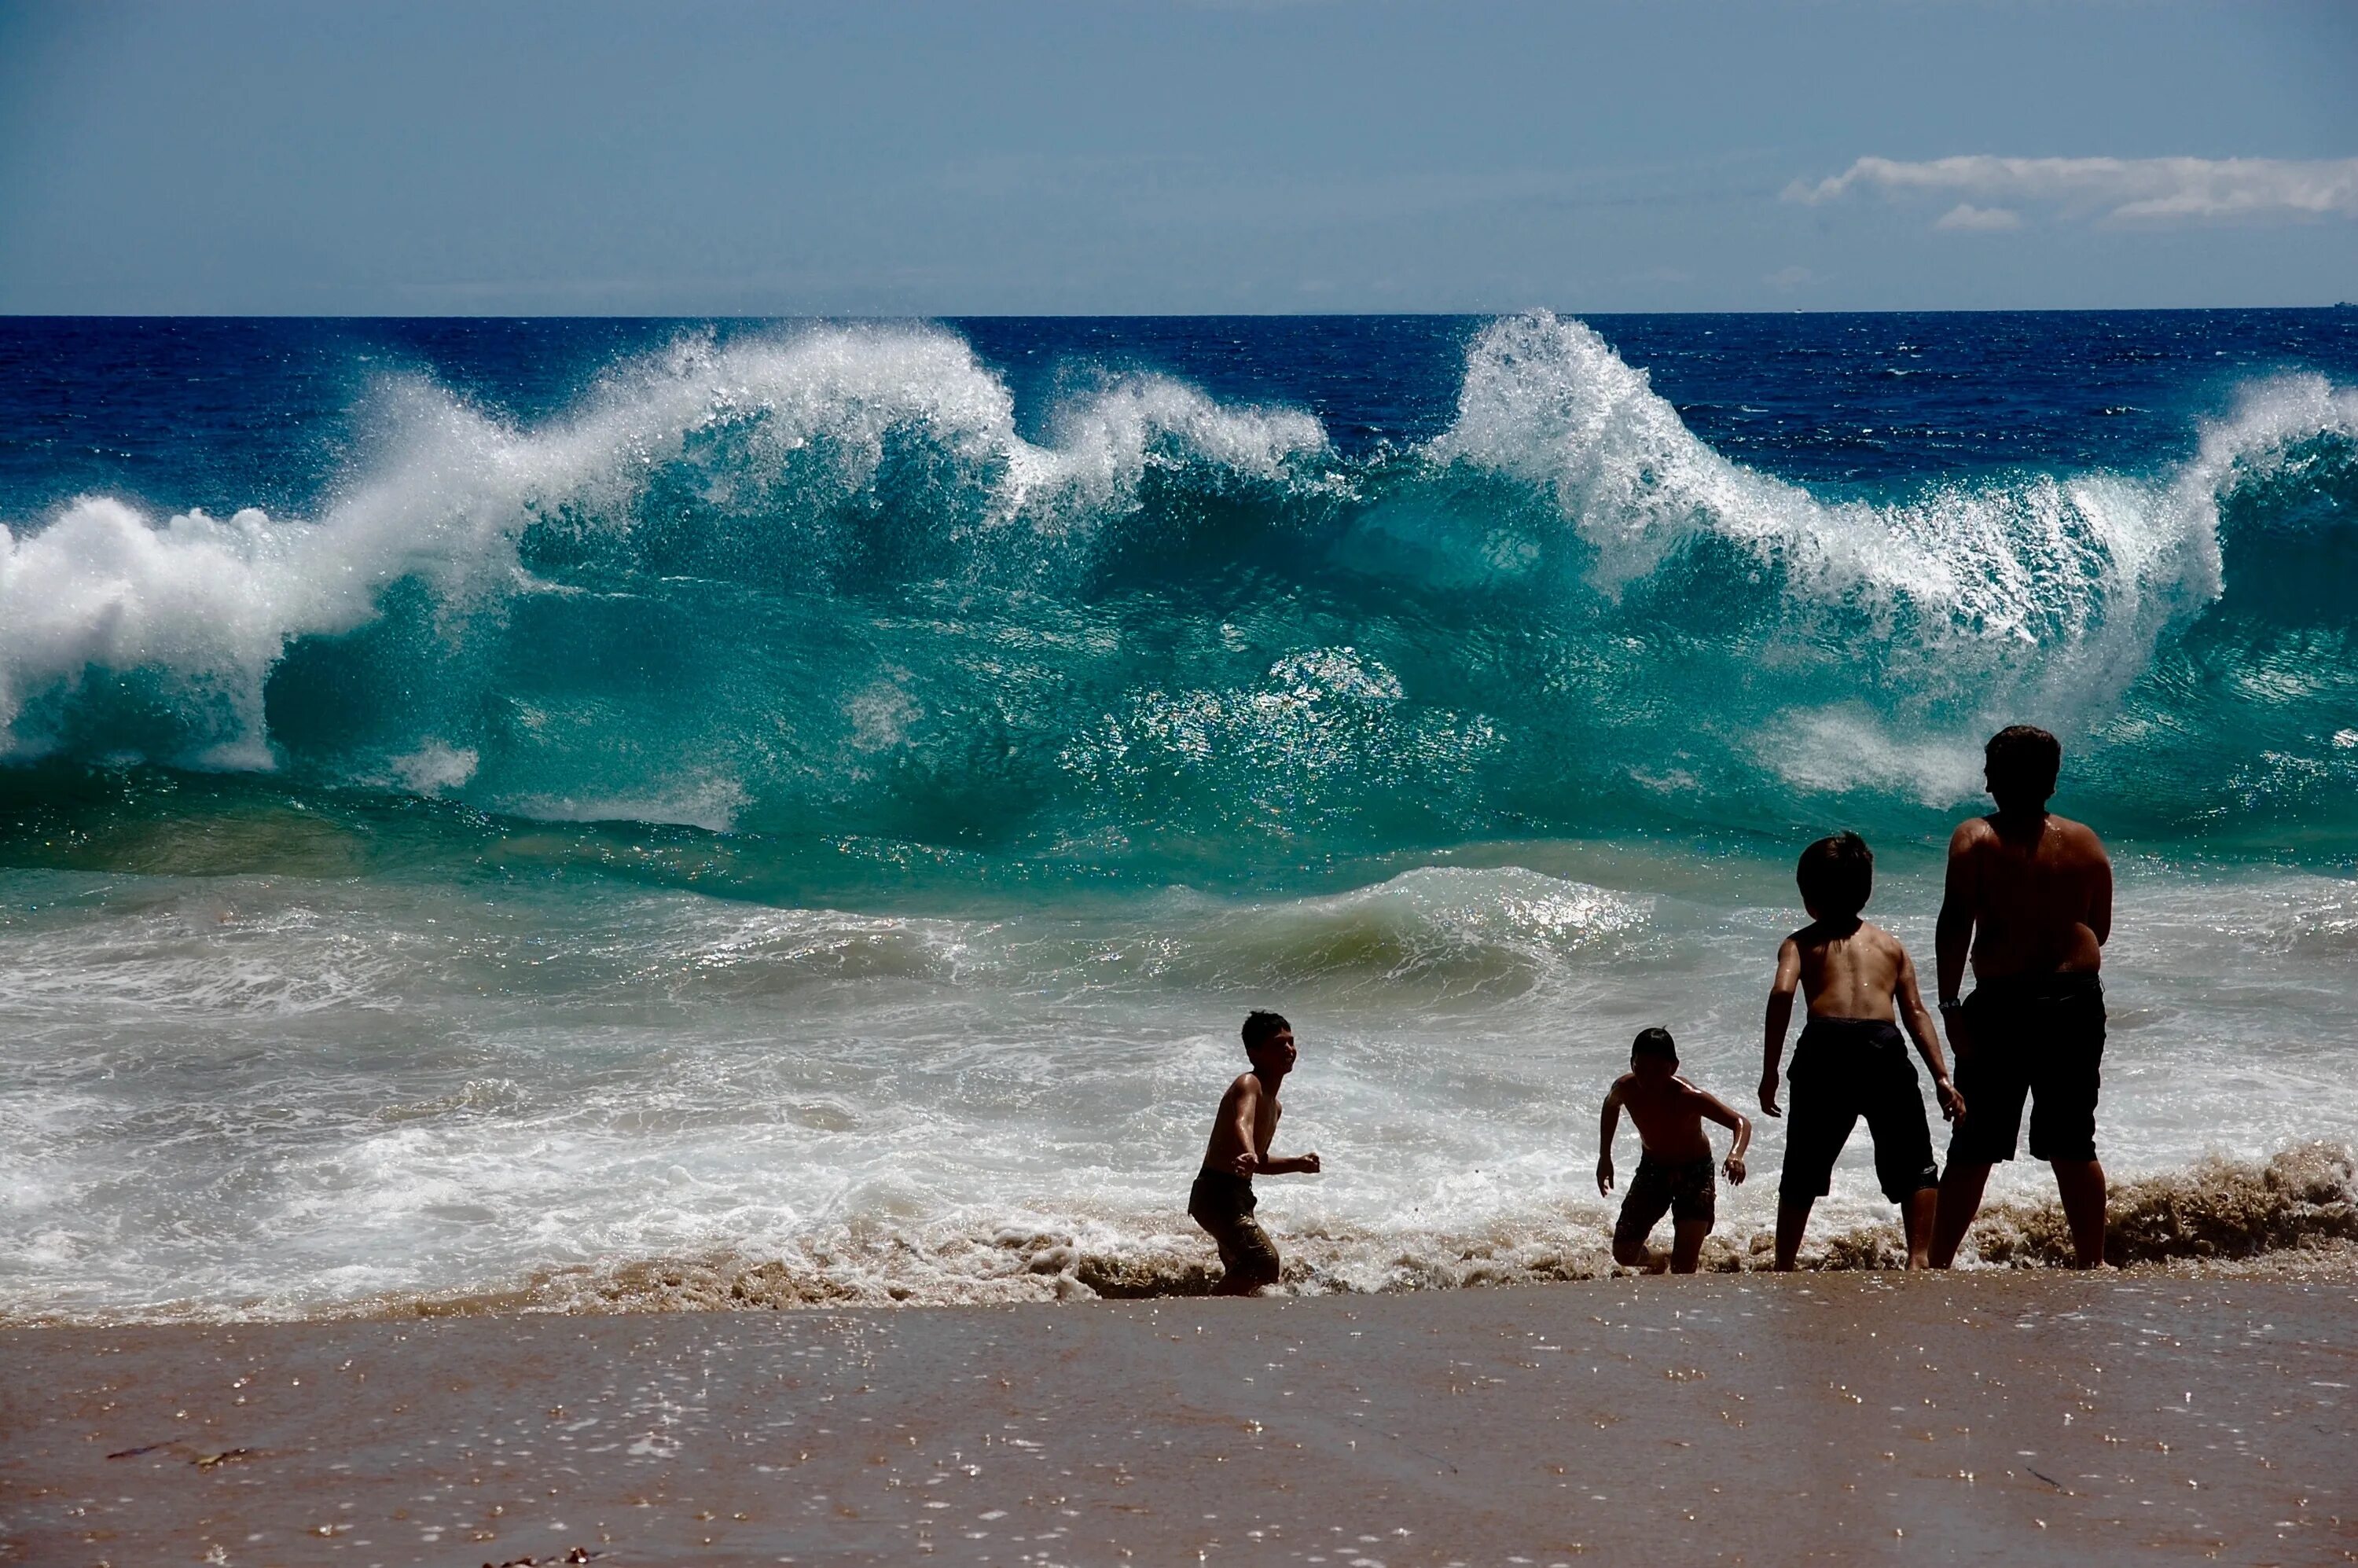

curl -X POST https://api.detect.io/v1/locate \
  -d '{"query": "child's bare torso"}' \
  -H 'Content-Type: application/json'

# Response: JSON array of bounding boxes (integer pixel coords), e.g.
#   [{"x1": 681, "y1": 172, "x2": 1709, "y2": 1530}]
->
[
  {"x1": 1201, "y1": 1072, "x2": 1281, "y2": 1173},
  {"x1": 1794, "y1": 918, "x2": 1904, "y2": 1020},
  {"x1": 1613, "y1": 1072, "x2": 1715, "y2": 1162}
]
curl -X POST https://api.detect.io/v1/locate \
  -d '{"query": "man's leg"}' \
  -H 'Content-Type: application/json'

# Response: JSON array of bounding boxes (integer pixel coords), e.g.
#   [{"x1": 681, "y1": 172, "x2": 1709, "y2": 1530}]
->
[
  {"x1": 1773, "y1": 1197, "x2": 1813, "y2": 1271},
  {"x1": 2051, "y1": 1159, "x2": 2107, "y2": 1269},
  {"x1": 1669, "y1": 1219, "x2": 1710, "y2": 1275},
  {"x1": 1930, "y1": 1161, "x2": 1991, "y2": 1268},
  {"x1": 1901, "y1": 1187, "x2": 1938, "y2": 1269}
]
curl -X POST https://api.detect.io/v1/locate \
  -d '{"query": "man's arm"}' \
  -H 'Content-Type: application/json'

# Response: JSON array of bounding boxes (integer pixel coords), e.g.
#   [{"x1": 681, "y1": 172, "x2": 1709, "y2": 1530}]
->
[
  {"x1": 1759, "y1": 936, "x2": 1800, "y2": 1116},
  {"x1": 1893, "y1": 943, "x2": 1965, "y2": 1122},
  {"x1": 1596, "y1": 1082, "x2": 1624, "y2": 1195},
  {"x1": 2084, "y1": 828, "x2": 2114, "y2": 948},
  {"x1": 1934, "y1": 821, "x2": 1981, "y2": 1051}
]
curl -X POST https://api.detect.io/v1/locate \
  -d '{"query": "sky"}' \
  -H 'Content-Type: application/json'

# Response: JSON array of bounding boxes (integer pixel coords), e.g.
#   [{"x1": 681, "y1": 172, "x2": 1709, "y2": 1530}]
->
[{"x1": 1, "y1": 0, "x2": 2353, "y2": 314}]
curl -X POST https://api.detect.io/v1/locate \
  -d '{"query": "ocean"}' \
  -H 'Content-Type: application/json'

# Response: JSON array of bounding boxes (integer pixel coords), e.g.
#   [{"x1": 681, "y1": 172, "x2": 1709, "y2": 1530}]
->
[{"x1": 2, "y1": 309, "x2": 2353, "y2": 1324}]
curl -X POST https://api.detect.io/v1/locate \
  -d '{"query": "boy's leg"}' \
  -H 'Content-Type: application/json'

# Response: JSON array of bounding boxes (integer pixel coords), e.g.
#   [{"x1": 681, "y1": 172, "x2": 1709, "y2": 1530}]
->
[
  {"x1": 1773, "y1": 1197, "x2": 1813, "y2": 1271},
  {"x1": 1929, "y1": 1161, "x2": 1990, "y2": 1268},
  {"x1": 1612, "y1": 1166, "x2": 1673, "y2": 1272},
  {"x1": 1666, "y1": 1162, "x2": 1717, "y2": 1274},
  {"x1": 2051, "y1": 1159, "x2": 2107, "y2": 1269},
  {"x1": 1901, "y1": 1187, "x2": 1938, "y2": 1269},
  {"x1": 1776, "y1": 1078, "x2": 1853, "y2": 1271},
  {"x1": 1214, "y1": 1214, "x2": 1282, "y2": 1294}
]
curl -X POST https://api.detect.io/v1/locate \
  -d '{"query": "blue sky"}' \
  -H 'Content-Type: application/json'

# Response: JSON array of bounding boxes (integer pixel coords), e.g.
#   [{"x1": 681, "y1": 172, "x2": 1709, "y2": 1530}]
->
[{"x1": 1, "y1": 0, "x2": 2352, "y2": 314}]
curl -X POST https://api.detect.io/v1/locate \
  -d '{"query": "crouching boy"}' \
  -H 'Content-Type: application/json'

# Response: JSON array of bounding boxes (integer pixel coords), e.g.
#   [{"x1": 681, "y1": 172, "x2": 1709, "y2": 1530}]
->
[{"x1": 1597, "y1": 1027, "x2": 1751, "y2": 1273}]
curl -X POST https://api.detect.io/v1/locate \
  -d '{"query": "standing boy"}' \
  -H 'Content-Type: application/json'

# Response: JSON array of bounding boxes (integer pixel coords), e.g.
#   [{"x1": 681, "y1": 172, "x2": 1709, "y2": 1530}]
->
[
  {"x1": 1190, "y1": 1010, "x2": 1322, "y2": 1296},
  {"x1": 1597, "y1": 1027, "x2": 1751, "y2": 1274},
  {"x1": 1758, "y1": 832, "x2": 1963, "y2": 1270}
]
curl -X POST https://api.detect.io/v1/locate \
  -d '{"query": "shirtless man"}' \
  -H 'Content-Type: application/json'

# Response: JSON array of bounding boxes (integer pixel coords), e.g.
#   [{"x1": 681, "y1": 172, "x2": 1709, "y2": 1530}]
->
[
  {"x1": 1928, "y1": 725, "x2": 2115, "y2": 1269},
  {"x1": 1189, "y1": 1011, "x2": 1321, "y2": 1295}
]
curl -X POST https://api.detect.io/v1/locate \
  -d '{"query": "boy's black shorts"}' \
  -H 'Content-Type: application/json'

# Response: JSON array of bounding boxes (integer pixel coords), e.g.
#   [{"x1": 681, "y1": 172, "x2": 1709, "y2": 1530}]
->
[
  {"x1": 1778, "y1": 1016, "x2": 1939, "y2": 1204},
  {"x1": 1948, "y1": 973, "x2": 2105, "y2": 1165},
  {"x1": 1614, "y1": 1154, "x2": 1716, "y2": 1254},
  {"x1": 1189, "y1": 1169, "x2": 1280, "y2": 1283}
]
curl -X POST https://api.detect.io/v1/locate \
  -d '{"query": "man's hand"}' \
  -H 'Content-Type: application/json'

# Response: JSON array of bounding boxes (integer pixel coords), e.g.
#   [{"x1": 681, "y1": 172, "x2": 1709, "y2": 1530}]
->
[
  {"x1": 1596, "y1": 1155, "x2": 1614, "y2": 1197},
  {"x1": 1757, "y1": 1074, "x2": 1782, "y2": 1118},
  {"x1": 1296, "y1": 1151, "x2": 1322, "y2": 1175},
  {"x1": 1934, "y1": 1078, "x2": 1967, "y2": 1123},
  {"x1": 1941, "y1": 1006, "x2": 1974, "y2": 1062},
  {"x1": 1229, "y1": 1149, "x2": 1259, "y2": 1177},
  {"x1": 1723, "y1": 1152, "x2": 1747, "y2": 1186}
]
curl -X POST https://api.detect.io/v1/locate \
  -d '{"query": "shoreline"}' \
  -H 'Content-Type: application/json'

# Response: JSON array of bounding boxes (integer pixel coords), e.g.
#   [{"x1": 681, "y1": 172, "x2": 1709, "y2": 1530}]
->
[
  {"x1": 7, "y1": 1142, "x2": 2352, "y2": 1331},
  {"x1": 6, "y1": 1273, "x2": 2353, "y2": 1566}
]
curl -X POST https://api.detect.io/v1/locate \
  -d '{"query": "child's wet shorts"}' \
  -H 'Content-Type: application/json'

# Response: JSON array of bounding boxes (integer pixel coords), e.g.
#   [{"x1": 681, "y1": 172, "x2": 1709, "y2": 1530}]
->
[
  {"x1": 1779, "y1": 1016, "x2": 1940, "y2": 1204},
  {"x1": 1614, "y1": 1154, "x2": 1716, "y2": 1252},
  {"x1": 1948, "y1": 972, "x2": 2105, "y2": 1165},
  {"x1": 1189, "y1": 1169, "x2": 1281, "y2": 1283}
]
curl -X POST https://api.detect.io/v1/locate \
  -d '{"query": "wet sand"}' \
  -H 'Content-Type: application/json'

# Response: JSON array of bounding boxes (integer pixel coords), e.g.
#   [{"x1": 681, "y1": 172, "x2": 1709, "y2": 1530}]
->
[{"x1": 5, "y1": 1273, "x2": 2353, "y2": 1566}]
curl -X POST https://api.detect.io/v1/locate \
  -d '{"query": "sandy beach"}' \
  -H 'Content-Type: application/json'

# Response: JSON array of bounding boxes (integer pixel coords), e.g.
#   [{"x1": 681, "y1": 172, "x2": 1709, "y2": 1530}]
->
[{"x1": 6, "y1": 1272, "x2": 2352, "y2": 1566}]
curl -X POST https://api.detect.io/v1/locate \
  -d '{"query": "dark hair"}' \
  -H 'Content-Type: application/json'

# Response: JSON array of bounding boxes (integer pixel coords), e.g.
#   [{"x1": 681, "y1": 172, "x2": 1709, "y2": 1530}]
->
[
  {"x1": 1985, "y1": 725, "x2": 2061, "y2": 806},
  {"x1": 1796, "y1": 832, "x2": 1874, "y2": 920},
  {"x1": 1242, "y1": 1010, "x2": 1292, "y2": 1051},
  {"x1": 1631, "y1": 1026, "x2": 1677, "y2": 1063}
]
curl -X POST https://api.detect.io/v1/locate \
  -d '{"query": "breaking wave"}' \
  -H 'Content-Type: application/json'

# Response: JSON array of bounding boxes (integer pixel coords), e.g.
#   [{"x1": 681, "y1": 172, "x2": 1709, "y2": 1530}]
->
[{"x1": 2, "y1": 314, "x2": 2355, "y2": 879}]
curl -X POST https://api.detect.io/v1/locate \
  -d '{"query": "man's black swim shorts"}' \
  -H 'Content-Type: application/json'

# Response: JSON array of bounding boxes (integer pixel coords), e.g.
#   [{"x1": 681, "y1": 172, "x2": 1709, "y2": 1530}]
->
[{"x1": 1947, "y1": 972, "x2": 2105, "y2": 1165}]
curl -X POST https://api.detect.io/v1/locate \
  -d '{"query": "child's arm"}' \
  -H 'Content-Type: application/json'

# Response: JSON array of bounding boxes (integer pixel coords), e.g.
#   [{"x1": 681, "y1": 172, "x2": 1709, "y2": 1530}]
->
[
  {"x1": 1221, "y1": 1077, "x2": 1264, "y2": 1176},
  {"x1": 1759, "y1": 936, "x2": 1800, "y2": 1116},
  {"x1": 1693, "y1": 1086, "x2": 1753, "y2": 1185},
  {"x1": 1260, "y1": 1151, "x2": 1323, "y2": 1175},
  {"x1": 1893, "y1": 942, "x2": 1966, "y2": 1122},
  {"x1": 1596, "y1": 1080, "x2": 1625, "y2": 1195}
]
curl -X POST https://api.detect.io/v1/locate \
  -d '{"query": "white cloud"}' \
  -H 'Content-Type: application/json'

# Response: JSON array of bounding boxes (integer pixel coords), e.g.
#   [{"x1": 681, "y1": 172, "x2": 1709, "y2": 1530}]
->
[
  {"x1": 1787, "y1": 156, "x2": 2358, "y2": 227},
  {"x1": 1934, "y1": 202, "x2": 2022, "y2": 232}
]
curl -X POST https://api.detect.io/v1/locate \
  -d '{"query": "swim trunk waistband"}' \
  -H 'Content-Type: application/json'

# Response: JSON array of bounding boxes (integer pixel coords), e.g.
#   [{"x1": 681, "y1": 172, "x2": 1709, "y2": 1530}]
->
[
  {"x1": 1796, "y1": 1015, "x2": 1906, "y2": 1045},
  {"x1": 1970, "y1": 971, "x2": 2103, "y2": 1004}
]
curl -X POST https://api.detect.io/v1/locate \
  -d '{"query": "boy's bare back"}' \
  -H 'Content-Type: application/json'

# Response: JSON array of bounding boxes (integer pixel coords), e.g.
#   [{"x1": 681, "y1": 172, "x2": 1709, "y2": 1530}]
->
[
  {"x1": 1782, "y1": 917, "x2": 1910, "y2": 1021},
  {"x1": 1945, "y1": 811, "x2": 2111, "y2": 980}
]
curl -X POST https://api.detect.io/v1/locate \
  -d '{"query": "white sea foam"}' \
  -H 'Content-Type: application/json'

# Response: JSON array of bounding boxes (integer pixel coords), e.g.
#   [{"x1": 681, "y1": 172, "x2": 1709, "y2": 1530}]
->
[{"x1": 2, "y1": 854, "x2": 2352, "y2": 1323}]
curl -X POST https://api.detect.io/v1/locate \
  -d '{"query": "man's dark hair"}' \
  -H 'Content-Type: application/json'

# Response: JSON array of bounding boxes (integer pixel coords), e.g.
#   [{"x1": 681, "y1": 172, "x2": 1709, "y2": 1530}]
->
[
  {"x1": 1242, "y1": 1010, "x2": 1291, "y2": 1051},
  {"x1": 1796, "y1": 832, "x2": 1874, "y2": 920},
  {"x1": 1985, "y1": 724, "x2": 2062, "y2": 806},
  {"x1": 1631, "y1": 1026, "x2": 1677, "y2": 1063}
]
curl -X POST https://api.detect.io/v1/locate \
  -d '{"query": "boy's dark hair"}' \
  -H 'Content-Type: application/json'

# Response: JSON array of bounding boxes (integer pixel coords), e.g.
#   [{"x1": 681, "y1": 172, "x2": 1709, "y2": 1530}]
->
[
  {"x1": 1242, "y1": 1010, "x2": 1292, "y2": 1051},
  {"x1": 1796, "y1": 831, "x2": 1874, "y2": 920},
  {"x1": 1985, "y1": 724, "x2": 2062, "y2": 806},
  {"x1": 1631, "y1": 1026, "x2": 1677, "y2": 1063}
]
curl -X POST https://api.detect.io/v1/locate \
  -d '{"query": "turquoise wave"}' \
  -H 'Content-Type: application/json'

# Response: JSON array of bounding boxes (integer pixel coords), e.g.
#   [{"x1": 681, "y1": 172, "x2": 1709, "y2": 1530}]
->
[{"x1": 2, "y1": 314, "x2": 2354, "y2": 890}]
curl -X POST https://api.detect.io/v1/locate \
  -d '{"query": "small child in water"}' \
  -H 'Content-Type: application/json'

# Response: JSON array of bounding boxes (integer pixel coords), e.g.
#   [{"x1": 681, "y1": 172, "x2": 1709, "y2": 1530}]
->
[
  {"x1": 1597, "y1": 1026, "x2": 1751, "y2": 1273},
  {"x1": 1758, "y1": 832, "x2": 1965, "y2": 1270},
  {"x1": 1190, "y1": 1010, "x2": 1322, "y2": 1295}
]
